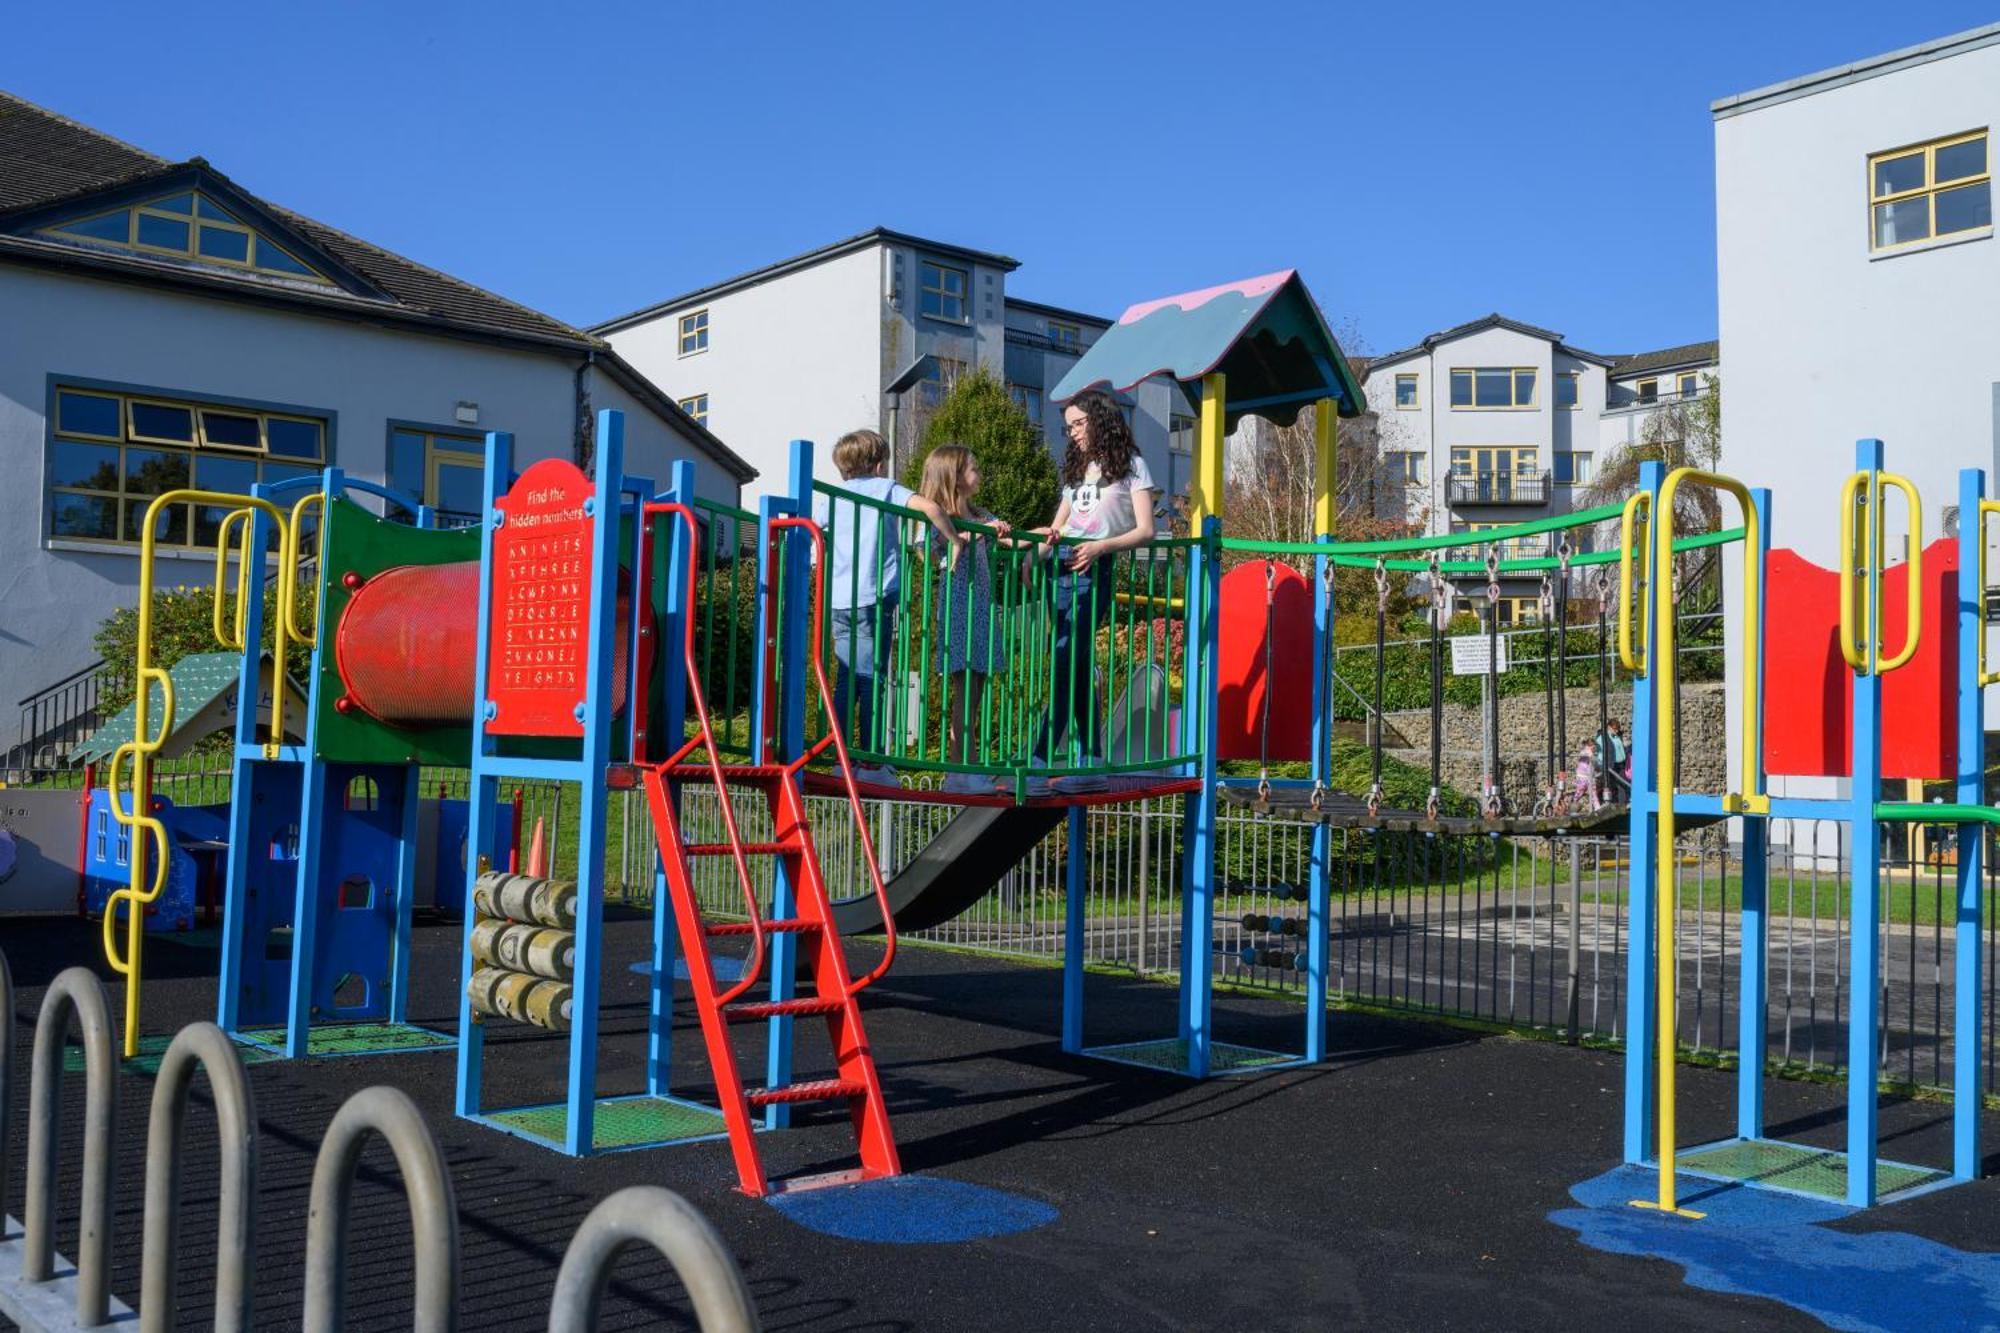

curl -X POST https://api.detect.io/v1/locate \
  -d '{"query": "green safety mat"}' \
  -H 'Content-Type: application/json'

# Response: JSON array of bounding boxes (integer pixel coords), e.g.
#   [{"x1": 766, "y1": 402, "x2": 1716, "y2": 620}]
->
[
  {"x1": 1676, "y1": 1138, "x2": 1947, "y2": 1202},
  {"x1": 1086, "y1": 1038, "x2": 1296, "y2": 1074},
  {"x1": 63, "y1": 1032, "x2": 278, "y2": 1076},
  {"x1": 234, "y1": 1021, "x2": 454, "y2": 1056},
  {"x1": 488, "y1": 1095, "x2": 730, "y2": 1150}
]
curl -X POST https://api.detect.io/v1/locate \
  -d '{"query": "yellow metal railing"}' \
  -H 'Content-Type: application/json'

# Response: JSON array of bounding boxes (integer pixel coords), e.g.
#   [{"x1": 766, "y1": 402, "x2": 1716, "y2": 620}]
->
[
  {"x1": 106, "y1": 490, "x2": 296, "y2": 1058},
  {"x1": 1617, "y1": 491, "x2": 1651, "y2": 673},
  {"x1": 1838, "y1": 468, "x2": 1922, "y2": 675},
  {"x1": 1979, "y1": 499, "x2": 2000, "y2": 687},
  {"x1": 1633, "y1": 468, "x2": 1765, "y2": 1220}
]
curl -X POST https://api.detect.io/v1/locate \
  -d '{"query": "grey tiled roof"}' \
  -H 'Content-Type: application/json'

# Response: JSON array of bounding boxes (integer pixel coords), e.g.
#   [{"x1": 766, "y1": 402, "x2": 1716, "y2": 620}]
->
[{"x1": 1607, "y1": 340, "x2": 1719, "y2": 377}]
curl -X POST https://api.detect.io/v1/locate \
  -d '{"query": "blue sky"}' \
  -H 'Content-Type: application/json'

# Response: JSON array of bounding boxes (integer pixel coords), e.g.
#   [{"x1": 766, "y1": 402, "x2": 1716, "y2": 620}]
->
[{"x1": 7, "y1": 2, "x2": 1999, "y2": 357}]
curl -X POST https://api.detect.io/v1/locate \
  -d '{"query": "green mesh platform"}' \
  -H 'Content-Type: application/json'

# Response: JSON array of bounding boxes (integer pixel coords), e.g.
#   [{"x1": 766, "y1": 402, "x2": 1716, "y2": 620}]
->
[
  {"x1": 1676, "y1": 1138, "x2": 1948, "y2": 1202},
  {"x1": 234, "y1": 1022, "x2": 454, "y2": 1056},
  {"x1": 486, "y1": 1095, "x2": 730, "y2": 1151},
  {"x1": 1085, "y1": 1039, "x2": 1298, "y2": 1075},
  {"x1": 63, "y1": 1033, "x2": 278, "y2": 1076}
]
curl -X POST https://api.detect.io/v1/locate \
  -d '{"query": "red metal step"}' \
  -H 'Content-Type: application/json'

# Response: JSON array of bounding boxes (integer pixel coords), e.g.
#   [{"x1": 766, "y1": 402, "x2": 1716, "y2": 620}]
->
[
  {"x1": 746, "y1": 1078, "x2": 867, "y2": 1107},
  {"x1": 661, "y1": 763, "x2": 788, "y2": 782},
  {"x1": 725, "y1": 997, "x2": 845, "y2": 1022},
  {"x1": 683, "y1": 841, "x2": 792, "y2": 857},
  {"x1": 704, "y1": 918, "x2": 819, "y2": 937}
]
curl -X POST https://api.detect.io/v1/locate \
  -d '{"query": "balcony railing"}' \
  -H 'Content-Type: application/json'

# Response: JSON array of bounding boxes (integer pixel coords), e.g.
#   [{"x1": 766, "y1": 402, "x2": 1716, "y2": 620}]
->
[{"x1": 1447, "y1": 473, "x2": 1547, "y2": 505}]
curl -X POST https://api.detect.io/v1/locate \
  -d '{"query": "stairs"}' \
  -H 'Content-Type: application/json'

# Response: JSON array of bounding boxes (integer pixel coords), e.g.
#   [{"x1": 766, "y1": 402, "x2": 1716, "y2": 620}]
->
[
  {"x1": 641, "y1": 758, "x2": 900, "y2": 1197},
  {"x1": 635, "y1": 503, "x2": 901, "y2": 1199}
]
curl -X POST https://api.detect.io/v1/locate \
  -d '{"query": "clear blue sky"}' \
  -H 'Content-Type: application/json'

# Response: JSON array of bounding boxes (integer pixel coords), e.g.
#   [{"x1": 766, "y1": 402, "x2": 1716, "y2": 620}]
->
[{"x1": 8, "y1": 2, "x2": 1998, "y2": 357}]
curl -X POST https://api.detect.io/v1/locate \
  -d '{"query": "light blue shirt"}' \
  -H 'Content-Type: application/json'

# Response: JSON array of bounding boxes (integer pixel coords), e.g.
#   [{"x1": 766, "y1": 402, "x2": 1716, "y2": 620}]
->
[{"x1": 813, "y1": 475, "x2": 914, "y2": 610}]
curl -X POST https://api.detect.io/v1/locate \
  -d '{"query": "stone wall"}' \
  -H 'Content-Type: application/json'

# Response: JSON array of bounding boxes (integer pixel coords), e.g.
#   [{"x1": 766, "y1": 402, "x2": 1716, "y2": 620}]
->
[{"x1": 1377, "y1": 682, "x2": 1726, "y2": 802}]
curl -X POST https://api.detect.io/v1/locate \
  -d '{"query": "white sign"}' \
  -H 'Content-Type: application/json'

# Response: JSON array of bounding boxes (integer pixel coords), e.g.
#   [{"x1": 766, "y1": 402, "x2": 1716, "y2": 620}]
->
[{"x1": 1450, "y1": 633, "x2": 1510, "y2": 677}]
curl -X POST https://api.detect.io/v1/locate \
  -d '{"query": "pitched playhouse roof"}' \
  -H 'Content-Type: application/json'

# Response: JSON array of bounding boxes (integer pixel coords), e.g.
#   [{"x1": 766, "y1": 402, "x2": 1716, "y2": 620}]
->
[
  {"x1": 0, "y1": 90, "x2": 756, "y2": 481},
  {"x1": 1049, "y1": 269, "x2": 1365, "y2": 430}
]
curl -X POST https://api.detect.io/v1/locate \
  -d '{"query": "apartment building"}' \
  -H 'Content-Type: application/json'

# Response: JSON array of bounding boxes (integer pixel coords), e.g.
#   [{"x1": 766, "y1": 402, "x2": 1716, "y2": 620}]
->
[{"x1": 593, "y1": 229, "x2": 1188, "y2": 498}]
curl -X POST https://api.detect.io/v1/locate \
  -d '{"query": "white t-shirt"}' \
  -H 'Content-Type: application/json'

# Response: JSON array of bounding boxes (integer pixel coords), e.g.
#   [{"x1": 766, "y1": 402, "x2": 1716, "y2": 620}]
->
[
  {"x1": 813, "y1": 475, "x2": 913, "y2": 610},
  {"x1": 1060, "y1": 453, "x2": 1159, "y2": 542}
]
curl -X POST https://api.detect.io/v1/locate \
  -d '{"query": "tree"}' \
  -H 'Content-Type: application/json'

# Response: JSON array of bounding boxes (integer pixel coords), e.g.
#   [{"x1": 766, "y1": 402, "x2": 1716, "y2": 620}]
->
[
  {"x1": 900, "y1": 367, "x2": 1061, "y2": 529},
  {"x1": 1582, "y1": 372, "x2": 1724, "y2": 611}
]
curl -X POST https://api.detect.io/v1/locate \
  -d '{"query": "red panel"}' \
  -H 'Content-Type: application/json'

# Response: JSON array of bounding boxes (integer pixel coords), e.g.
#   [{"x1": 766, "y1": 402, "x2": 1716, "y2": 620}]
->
[
  {"x1": 487, "y1": 458, "x2": 596, "y2": 737},
  {"x1": 1761, "y1": 539, "x2": 1956, "y2": 780},
  {"x1": 1216, "y1": 560, "x2": 1314, "y2": 763}
]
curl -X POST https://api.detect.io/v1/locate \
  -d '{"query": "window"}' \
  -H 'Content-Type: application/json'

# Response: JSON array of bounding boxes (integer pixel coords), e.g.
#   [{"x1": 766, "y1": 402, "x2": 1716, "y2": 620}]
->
[
  {"x1": 678, "y1": 394, "x2": 709, "y2": 426},
  {"x1": 1450, "y1": 446, "x2": 1537, "y2": 478},
  {"x1": 1635, "y1": 378, "x2": 1658, "y2": 405},
  {"x1": 39, "y1": 190, "x2": 330, "y2": 283},
  {"x1": 1676, "y1": 372, "x2": 1699, "y2": 398},
  {"x1": 919, "y1": 356, "x2": 967, "y2": 406},
  {"x1": 1392, "y1": 452, "x2": 1425, "y2": 484},
  {"x1": 1449, "y1": 367, "x2": 1537, "y2": 409},
  {"x1": 1554, "y1": 451, "x2": 1594, "y2": 486},
  {"x1": 920, "y1": 262, "x2": 968, "y2": 322},
  {"x1": 1168, "y1": 413, "x2": 1196, "y2": 456},
  {"x1": 49, "y1": 386, "x2": 325, "y2": 549},
  {"x1": 1047, "y1": 320, "x2": 1082, "y2": 351},
  {"x1": 388, "y1": 427, "x2": 484, "y2": 522},
  {"x1": 1395, "y1": 373, "x2": 1419, "y2": 409},
  {"x1": 1007, "y1": 383, "x2": 1043, "y2": 433},
  {"x1": 677, "y1": 309, "x2": 709, "y2": 356},
  {"x1": 1869, "y1": 131, "x2": 1990, "y2": 251},
  {"x1": 1556, "y1": 373, "x2": 1579, "y2": 410}
]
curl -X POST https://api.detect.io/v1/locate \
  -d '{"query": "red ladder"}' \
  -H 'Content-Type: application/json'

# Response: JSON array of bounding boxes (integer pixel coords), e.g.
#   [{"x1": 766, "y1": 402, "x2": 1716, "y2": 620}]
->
[{"x1": 638, "y1": 506, "x2": 900, "y2": 1197}]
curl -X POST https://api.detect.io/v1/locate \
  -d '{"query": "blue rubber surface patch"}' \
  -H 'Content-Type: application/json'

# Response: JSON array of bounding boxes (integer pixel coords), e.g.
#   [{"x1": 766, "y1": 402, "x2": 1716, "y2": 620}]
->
[
  {"x1": 1552, "y1": 1166, "x2": 2000, "y2": 1332},
  {"x1": 769, "y1": 1175, "x2": 1057, "y2": 1243},
  {"x1": 627, "y1": 958, "x2": 746, "y2": 982}
]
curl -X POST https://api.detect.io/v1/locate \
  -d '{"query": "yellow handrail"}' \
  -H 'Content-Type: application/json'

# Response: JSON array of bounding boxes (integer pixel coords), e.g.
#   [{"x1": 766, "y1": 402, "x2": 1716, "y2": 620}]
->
[
  {"x1": 1838, "y1": 469, "x2": 1922, "y2": 675},
  {"x1": 283, "y1": 491, "x2": 326, "y2": 648},
  {"x1": 1617, "y1": 491, "x2": 1651, "y2": 673},
  {"x1": 105, "y1": 489, "x2": 289, "y2": 1058},
  {"x1": 1634, "y1": 466, "x2": 1764, "y2": 1220},
  {"x1": 1979, "y1": 499, "x2": 2000, "y2": 687}
]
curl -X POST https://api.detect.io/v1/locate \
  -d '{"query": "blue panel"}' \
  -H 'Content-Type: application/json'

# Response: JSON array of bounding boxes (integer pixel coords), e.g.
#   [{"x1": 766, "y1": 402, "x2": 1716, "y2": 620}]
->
[
  {"x1": 768, "y1": 1176, "x2": 1057, "y2": 1243},
  {"x1": 220, "y1": 760, "x2": 305, "y2": 1031}
]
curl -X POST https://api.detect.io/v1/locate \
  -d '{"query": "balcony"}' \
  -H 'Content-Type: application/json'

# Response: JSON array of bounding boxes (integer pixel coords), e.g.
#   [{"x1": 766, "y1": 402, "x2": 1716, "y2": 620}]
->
[{"x1": 1447, "y1": 473, "x2": 1548, "y2": 506}]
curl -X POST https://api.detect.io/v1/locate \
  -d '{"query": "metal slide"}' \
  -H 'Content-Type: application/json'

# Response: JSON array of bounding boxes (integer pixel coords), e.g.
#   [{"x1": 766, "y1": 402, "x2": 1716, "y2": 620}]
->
[{"x1": 829, "y1": 803, "x2": 1068, "y2": 935}]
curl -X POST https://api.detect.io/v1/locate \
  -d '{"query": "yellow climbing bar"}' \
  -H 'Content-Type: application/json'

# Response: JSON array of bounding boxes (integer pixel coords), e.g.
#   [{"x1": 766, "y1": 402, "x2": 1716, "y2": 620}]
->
[
  {"x1": 1839, "y1": 469, "x2": 1922, "y2": 675},
  {"x1": 1633, "y1": 467, "x2": 1764, "y2": 1219},
  {"x1": 106, "y1": 489, "x2": 292, "y2": 1058},
  {"x1": 1617, "y1": 491, "x2": 1651, "y2": 674}
]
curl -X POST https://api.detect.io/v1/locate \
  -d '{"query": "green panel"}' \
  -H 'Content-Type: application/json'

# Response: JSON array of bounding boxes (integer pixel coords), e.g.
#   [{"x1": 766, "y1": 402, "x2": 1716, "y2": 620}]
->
[
  {"x1": 1086, "y1": 1039, "x2": 1295, "y2": 1074},
  {"x1": 1676, "y1": 1138, "x2": 1946, "y2": 1202},
  {"x1": 65, "y1": 1031, "x2": 278, "y2": 1075},
  {"x1": 311, "y1": 495, "x2": 481, "y2": 766},
  {"x1": 235, "y1": 1021, "x2": 454, "y2": 1055},
  {"x1": 489, "y1": 1094, "x2": 729, "y2": 1149}
]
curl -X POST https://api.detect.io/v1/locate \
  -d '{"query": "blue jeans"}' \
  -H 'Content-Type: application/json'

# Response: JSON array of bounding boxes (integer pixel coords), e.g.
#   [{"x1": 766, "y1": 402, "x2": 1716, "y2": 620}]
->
[
  {"x1": 831, "y1": 595, "x2": 896, "y2": 757},
  {"x1": 1034, "y1": 559, "x2": 1114, "y2": 764}
]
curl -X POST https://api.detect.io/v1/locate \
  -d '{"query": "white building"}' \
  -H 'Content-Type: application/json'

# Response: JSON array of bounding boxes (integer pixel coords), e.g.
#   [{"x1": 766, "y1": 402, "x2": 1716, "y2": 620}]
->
[
  {"x1": 1715, "y1": 22, "x2": 1995, "y2": 565},
  {"x1": 0, "y1": 91, "x2": 751, "y2": 768},
  {"x1": 594, "y1": 229, "x2": 1189, "y2": 498}
]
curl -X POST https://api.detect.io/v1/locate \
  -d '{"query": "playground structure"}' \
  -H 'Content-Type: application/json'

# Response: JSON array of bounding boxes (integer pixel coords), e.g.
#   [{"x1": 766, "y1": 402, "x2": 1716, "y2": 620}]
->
[{"x1": 69, "y1": 266, "x2": 1990, "y2": 1218}]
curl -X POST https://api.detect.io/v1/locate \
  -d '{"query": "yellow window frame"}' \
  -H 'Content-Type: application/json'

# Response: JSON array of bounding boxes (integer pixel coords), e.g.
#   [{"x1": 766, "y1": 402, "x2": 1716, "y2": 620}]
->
[
  {"x1": 1448, "y1": 366, "x2": 1538, "y2": 410},
  {"x1": 678, "y1": 393, "x2": 709, "y2": 424},
  {"x1": 425, "y1": 446, "x2": 485, "y2": 513},
  {"x1": 1395, "y1": 373, "x2": 1419, "y2": 409},
  {"x1": 1868, "y1": 130, "x2": 1991, "y2": 252},
  {"x1": 1450, "y1": 446, "x2": 1537, "y2": 477},
  {"x1": 920, "y1": 262, "x2": 969, "y2": 323},
  {"x1": 1676, "y1": 372, "x2": 1698, "y2": 397},
  {"x1": 678, "y1": 309, "x2": 710, "y2": 356},
  {"x1": 196, "y1": 407, "x2": 266, "y2": 454},
  {"x1": 40, "y1": 194, "x2": 333, "y2": 284},
  {"x1": 264, "y1": 414, "x2": 326, "y2": 462},
  {"x1": 1636, "y1": 377, "x2": 1659, "y2": 403},
  {"x1": 1048, "y1": 320, "x2": 1081, "y2": 348},
  {"x1": 126, "y1": 398, "x2": 199, "y2": 447}
]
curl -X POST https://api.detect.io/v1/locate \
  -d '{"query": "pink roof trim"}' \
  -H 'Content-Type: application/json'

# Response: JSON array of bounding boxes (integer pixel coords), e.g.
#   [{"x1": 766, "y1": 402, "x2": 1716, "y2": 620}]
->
[{"x1": 1117, "y1": 268, "x2": 1295, "y2": 325}]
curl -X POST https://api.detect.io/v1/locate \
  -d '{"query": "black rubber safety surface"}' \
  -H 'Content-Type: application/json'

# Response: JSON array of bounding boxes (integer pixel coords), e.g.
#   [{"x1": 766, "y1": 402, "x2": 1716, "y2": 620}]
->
[{"x1": 5, "y1": 913, "x2": 1997, "y2": 1331}]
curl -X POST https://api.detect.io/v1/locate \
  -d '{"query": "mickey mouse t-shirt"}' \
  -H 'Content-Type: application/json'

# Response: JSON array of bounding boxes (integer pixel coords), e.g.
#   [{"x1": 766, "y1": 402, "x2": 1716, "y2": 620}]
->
[{"x1": 1060, "y1": 453, "x2": 1159, "y2": 541}]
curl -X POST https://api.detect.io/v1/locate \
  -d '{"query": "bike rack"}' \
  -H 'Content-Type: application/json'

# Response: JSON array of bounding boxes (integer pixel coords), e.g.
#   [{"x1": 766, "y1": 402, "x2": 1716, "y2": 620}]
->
[
  {"x1": 301, "y1": 1085, "x2": 460, "y2": 1333},
  {"x1": 549, "y1": 1186, "x2": 758, "y2": 1333},
  {"x1": 139, "y1": 1022, "x2": 258, "y2": 1333}
]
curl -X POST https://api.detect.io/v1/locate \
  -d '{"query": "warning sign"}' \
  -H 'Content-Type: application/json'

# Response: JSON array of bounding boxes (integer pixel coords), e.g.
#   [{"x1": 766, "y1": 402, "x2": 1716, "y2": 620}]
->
[
  {"x1": 487, "y1": 457, "x2": 594, "y2": 736},
  {"x1": 1449, "y1": 633, "x2": 1510, "y2": 677}
]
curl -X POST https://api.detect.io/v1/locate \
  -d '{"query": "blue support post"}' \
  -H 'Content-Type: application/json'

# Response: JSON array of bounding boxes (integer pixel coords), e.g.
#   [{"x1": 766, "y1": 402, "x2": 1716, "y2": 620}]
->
[
  {"x1": 1306, "y1": 545, "x2": 1334, "y2": 1063},
  {"x1": 1177, "y1": 516, "x2": 1222, "y2": 1077},
  {"x1": 1063, "y1": 806, "x2": 1086, "y2": 1054},
  {"x1": 217, "y1": 483, "x2": 282, "y2": 1035},
  {"x1": 453, "y1": 431, "x2": 513, "y2": 1120},
  {"x1": 1622, "y1": 460, "x2": 1665, "y2": 1165},
  {"x1": 1954, "y1": 466, "x2": 1984, "y2": 1181},
  {"x1": 1735, "y1": 487, "x2": 1773, "y2": 1142},
  {"x1": 760, "y1": 441, "x2": 813, "y2": 1127},
  {"x1": 562, "y1": 411, "x2": 628, "y2": 1156},
  {"x1": 388, "y1": 761, "x2": 420, "y2": 1026},
  {"x1": 648, "y1": 459, "x2": 696, "y2": 1098},
  {"x1": 1847, "y1": 438, "x2": 1886, "y2": 1207}
]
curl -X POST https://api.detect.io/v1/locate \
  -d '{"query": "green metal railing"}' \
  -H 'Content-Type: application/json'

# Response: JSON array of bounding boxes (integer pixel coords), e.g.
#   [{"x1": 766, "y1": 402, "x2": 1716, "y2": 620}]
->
[
  {"x1": 810, "y1": 483, "x2": 1201, "y2": 793},
  {"x1": 687, "y1": 497, "x2": 759, "y2": 759}
]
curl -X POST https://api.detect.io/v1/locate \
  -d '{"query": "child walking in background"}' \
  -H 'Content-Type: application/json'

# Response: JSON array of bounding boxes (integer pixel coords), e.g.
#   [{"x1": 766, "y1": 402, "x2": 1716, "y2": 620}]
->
[
  {"x1": 811, "y1": 429, "x2": 960, "y2": 786},
  {"x1": 918, "y1": 445, "x2": 1013, "y2": 795},
  {"x1": 1028, "y1": 389, "x2": 1160, "y2": 795},
  {"x1": 1573, "y1": 743, "x2": 1599, "y2": 812}
]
